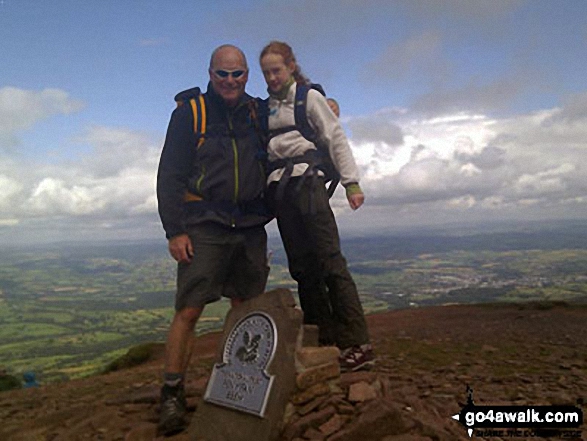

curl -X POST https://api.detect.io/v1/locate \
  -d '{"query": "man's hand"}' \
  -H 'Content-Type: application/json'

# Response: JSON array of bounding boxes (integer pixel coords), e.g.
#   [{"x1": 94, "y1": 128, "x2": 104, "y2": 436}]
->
[
  {"x1": 168, "y1": 234, "x2": 194, "y2": 263},
  {"x1": 347, "y1": 192, "x2": 364, "y2": 210}
]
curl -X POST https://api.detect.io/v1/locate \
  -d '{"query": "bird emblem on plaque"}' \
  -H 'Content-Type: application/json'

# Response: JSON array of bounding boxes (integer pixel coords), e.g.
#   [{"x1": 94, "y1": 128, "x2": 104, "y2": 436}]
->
[{"x1": 204, "y1": 311, "x2": 277, "y2": 417}]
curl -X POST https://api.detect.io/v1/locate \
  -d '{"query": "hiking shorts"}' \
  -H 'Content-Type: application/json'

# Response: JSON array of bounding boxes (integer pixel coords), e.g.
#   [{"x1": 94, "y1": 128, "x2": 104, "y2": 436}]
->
[{"x1": 175, "y1": 223, "x2": 269, "y2": 310}]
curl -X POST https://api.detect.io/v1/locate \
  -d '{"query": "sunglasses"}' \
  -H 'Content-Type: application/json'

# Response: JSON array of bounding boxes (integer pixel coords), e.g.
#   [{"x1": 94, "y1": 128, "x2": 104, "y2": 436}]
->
[{"x1": 213, "y1": 69, "x2": 247, "y2": 79}]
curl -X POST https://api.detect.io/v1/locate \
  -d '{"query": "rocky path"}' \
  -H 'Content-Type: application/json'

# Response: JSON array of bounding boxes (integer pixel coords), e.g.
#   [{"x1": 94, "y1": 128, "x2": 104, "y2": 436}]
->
[{"x1": 1, "y1": 303, "x2": 586, "y2": 440}]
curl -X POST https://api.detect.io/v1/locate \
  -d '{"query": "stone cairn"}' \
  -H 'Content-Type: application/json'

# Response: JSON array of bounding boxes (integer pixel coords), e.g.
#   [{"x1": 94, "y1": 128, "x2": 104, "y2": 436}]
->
[
  {"x1": 190, "y1": 289, "x2": 409, "y2": 441},
  {"x1": 282, "y1": 325, "x2": 405, "y2": 441}
]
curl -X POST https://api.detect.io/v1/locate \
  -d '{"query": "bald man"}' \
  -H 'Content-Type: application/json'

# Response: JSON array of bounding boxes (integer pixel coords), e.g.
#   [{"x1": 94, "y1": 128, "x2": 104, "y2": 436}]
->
[{"x1": 156, "y1": 45, "x2": 271, "y2": 435}]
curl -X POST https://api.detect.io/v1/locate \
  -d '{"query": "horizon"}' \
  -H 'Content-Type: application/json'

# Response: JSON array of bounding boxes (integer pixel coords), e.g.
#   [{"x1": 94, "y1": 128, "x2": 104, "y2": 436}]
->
[
  {"x1": 1, "y1": 217, "x2": 585, "y2": 251},
  {"x1": 1, "y1": 1, "x2": 587, "y2": 246}
]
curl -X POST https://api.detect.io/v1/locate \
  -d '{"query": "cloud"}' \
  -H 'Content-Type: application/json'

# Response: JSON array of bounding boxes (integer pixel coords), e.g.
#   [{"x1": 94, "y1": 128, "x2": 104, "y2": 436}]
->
[
  {"x1": 410, "y1": 76, "x2": 530, "y2": 116},
  {"x1": 342, "y1": 91, "x2": 587, "y2": 225},
  {"x1": 0, "y1": 174, "x2": 23, "y2": 209},
  {"x1": 346, "y1": 110, "x2": 405, "y2": 146},
  {"x1": 27, "y1": 178, "x2": 100, "y2": 216},
  {"x1": 75, "y1": 126, "x2": 159, "y2": 178},
  {"x1": 0, "y1": 219, "x2": 19, "y2": 227},
  {"x1": 2, "y1": 124, "x2": 161, "y2": 228},
  {"x1": 1, "y1": 86, "x2": 586, "y2": 243},
  {"x1": 545, "y1": 91, "x2": 587, "y2": 124},
  {"x1": 0, "y1": 87, "x2": 84, "y2": 148},
  {"x1": 454, "y1": 145, "x2": 506, "y2": 170}
]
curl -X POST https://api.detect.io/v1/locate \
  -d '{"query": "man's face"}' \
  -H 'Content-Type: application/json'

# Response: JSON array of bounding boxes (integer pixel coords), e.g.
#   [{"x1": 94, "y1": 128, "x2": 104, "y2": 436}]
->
[{"x1": 209, "y1": 48, "x2": 248, "y2": 107}]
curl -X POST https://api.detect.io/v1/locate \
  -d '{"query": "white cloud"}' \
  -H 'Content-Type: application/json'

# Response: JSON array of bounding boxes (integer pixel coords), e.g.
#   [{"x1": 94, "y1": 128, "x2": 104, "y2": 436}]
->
[
  {"x1": 28, "y1": 178, "x2": 100, "y2": 215},
  {"x1": 76, "y1": 126, "x2": 159, "y2": 178},
  {"x1": 1, "y1": 124, "x2": 161, "y2": 226},
  {"x1": 0, "y1": 219, "x2": 19, "y2": 227},
  {"x1": 0, "y1": 174, "x2": 23, "y2": 209},
  {"x1": 343, "y1": 92, "x2": 587, "y2": 225},
  {"x1": 1, "y1": 85, "x2": 586, "y2": 243},
  {"x1": 0, "y1": 87, "x2": 84, "y2": 148},
  {"x1": 347, "y1": 109, "x2": 405, "y2": 146},
  {"x1": 553, "y1": 91, "x2": 587, "y2": 123}
]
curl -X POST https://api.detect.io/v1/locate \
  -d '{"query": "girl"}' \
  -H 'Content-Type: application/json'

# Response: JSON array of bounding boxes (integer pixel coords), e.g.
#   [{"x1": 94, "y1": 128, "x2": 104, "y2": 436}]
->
[{"x1": 260, "y1": 41, "x2": 374, "y2": 371}]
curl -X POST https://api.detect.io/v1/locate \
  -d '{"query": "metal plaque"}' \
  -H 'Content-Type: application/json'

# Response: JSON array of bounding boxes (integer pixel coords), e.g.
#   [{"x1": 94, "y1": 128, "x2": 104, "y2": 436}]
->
[{"x1": 204, "y1": 311, "x2": 278, "y2": 417}]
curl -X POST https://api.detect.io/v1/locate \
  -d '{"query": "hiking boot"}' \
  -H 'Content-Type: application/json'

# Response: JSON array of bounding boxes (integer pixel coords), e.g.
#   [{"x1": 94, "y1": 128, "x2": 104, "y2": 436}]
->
[
  {"x1": 339, "y1": 344, "x2": 376, "y2": 372},
  {"x1": 158, "y1": 384, "x2": 187, "y2": 436}
]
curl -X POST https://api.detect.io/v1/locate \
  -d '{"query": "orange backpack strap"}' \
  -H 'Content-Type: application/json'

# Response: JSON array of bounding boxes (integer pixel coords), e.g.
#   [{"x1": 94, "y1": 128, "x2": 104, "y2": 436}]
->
[{"x1": 188, "y1": 95, "x2": 206, "y2": 148}]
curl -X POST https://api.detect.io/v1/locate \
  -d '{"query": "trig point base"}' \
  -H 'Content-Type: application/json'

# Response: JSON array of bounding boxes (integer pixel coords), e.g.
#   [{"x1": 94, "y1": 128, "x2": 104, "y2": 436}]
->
[{"x1": 189, "y1": 289, "x2": 303, "y2": 441}]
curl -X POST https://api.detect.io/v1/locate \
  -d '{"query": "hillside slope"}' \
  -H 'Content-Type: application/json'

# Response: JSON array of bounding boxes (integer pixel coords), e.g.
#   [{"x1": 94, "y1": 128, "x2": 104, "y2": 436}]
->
[{"x1": 1, "y1": 303, "x2": 586, "y2": 440}]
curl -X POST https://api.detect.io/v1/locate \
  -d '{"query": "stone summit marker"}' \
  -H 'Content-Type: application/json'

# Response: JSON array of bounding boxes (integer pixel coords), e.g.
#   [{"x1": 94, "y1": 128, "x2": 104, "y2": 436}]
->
[
  {"x1": 204, "y1": 311, "x2": 277, "y2": 417},
  {"x1": 190, "y1": 289, "x2": 303, "y2": 441}
]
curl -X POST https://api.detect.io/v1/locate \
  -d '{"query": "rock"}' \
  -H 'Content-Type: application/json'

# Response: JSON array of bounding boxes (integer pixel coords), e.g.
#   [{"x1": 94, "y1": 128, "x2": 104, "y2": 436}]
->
[
  {"x1": 302, "y1": 427, "x2": 326, "y2": 440},
  {"x1": 283, "y1": 402, "x2": 297, "y2": 425},
  {"x1": 339, "y1": 371, "x2": 377, "y2": 388},
  {"x1": 336, "y1": 401, "x2": 355, "y2": 415},
  {"x1": 348, "y1": 381, "x2": 377, "y2": 403},
  {"x1": 296, "y1": 362, "x2": 340, "y2": 390},
  {"x1": 297, "y1": 395, "x2": 329, "y2": 416},
  {"x1": 301, "y1": 325, "x2": 320, "y2": 347},
  {"x1": 190, "y1": 289, "x2": 303, "y2": 441},
  {"x1": 326, "y1": 399, "x2": 406, "y2": 440},
  {"x1": 282, "y1": 405, "x2": 336, "y2": 441},
  {"x1": 291, "y1": 383, "x2": 330, "y2": 405},
  {"x1": 319, "y1": 413, "x2": 346, "y2": 436},
  {"x1": 296, "y1": 347, "x2": 340, "y2": 370}
]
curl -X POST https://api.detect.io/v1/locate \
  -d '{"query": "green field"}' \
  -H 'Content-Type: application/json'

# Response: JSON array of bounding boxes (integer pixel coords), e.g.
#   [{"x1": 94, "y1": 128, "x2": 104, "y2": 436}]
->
[{"x1": 1, "y1": 223, "x2": 586, "y2": 383}]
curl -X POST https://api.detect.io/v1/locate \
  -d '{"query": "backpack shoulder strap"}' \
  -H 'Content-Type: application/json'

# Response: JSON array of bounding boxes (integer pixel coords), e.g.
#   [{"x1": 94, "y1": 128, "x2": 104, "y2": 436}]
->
[
  {"x1": 254, "y1": 97, "x2": 270, "y2": 138},
  {"x1": 248, "y1": 98, "x2": 269, "y2": 162},
  {"x1": 294, "y1": 83, "x2": 326, "y2": 144},
  {"x1": 175, "y1": 88, "x2": 206, "y2": 148}
]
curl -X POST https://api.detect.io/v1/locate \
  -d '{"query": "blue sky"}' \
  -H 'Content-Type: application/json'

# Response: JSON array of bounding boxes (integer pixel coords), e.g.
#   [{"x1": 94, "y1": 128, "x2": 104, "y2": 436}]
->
[{"x1": 1, "y1": 0, "x2": 586, "y2": 244}]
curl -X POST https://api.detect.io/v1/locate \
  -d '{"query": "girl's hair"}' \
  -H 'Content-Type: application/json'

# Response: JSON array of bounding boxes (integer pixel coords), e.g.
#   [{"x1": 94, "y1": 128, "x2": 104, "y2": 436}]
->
[{"x1": 260, "y1": 41, "x2": 310, "y2": 85}]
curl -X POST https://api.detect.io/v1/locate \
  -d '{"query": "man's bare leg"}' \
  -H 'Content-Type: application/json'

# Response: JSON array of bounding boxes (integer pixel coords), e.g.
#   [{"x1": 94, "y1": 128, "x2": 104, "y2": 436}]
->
[
  {"x1": 159, "y1": 306, "x2": 203, "y2": 435},
  {"x1": 165, "y1": 306, "x2": 203, "y2": 374}
]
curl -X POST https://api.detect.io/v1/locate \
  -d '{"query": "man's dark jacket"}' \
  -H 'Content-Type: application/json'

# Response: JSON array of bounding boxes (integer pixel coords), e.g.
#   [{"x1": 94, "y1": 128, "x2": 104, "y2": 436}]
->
[{"x1": 157, "y1": 83, "x2": 270, "y2": 239}]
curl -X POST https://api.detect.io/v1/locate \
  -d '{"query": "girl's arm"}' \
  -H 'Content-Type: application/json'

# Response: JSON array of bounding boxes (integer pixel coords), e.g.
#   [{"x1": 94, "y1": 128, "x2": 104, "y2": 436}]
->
[
  {"x1": 306, "y1": 90, "x2": 360, "y2": 186},
  {"x1": 306, "y1": 90, "x2": 364, "y2": 209}
]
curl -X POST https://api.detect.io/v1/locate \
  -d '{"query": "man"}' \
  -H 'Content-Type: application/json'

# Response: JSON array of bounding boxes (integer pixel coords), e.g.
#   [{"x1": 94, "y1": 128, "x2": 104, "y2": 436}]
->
[
  {"x1": 326, "y1": 98, "x2": 340, "y2": 117},
  {"x1": 156, "y1": 44, "x2": 271, "y2": 435}
]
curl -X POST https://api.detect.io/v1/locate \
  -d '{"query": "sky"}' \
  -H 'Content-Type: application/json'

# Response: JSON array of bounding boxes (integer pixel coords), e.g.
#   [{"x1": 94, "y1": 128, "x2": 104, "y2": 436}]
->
[{"x1": 1, "y1": 0, "x2": 586, "y2": 245}]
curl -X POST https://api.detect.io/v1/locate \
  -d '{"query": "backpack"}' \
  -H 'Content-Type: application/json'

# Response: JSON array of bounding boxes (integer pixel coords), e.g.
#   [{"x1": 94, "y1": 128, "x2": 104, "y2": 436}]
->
[
  {"x1": 175, "y1": 87, "x2": 268, "y2": 161},
  {"x1": 258, "y1": 83, "x2": 340, "y2": 198},
  {"x1": 174, "y1": 87, "x2": 207, "y2": 149},
  {"x1": 173, "y1": 88, "x2": 270, "y2": 218}
]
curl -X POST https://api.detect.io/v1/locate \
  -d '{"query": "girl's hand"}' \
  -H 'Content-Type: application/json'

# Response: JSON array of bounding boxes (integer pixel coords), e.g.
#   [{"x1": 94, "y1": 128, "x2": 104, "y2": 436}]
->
[
  {"x1": 347, "y1": 192, "x2": 364, "y2": 210},
  {"x1": 345, "y1": 183, "x2": 364, "y2": 210}
]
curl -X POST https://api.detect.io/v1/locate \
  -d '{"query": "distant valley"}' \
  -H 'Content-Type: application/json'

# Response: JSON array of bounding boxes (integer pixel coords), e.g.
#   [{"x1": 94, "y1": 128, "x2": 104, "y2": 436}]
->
[{"x1": 1, "y1": 219, "x2": 586, "y2": 383}]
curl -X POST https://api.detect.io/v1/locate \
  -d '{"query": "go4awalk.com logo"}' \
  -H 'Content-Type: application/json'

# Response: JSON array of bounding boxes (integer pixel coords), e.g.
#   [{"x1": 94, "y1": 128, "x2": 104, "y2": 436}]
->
[{"x1": 451, "y1": 386, "x2": 584, "y2": 438}]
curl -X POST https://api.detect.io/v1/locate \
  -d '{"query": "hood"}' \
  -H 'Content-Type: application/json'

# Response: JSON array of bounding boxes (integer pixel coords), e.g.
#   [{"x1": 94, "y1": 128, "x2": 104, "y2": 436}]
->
[{"x1": 174, "y1": 87, "x2": 202, "y2": 103}]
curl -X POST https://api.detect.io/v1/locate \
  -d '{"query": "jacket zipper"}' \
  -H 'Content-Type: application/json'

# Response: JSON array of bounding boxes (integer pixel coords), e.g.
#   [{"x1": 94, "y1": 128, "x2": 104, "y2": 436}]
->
[
  {"x1": 196, "y1": 165, "x2": 206, "y2": 194},
  {"x1": 228, "y1": 113, "x2": 239, "y2": 227}
]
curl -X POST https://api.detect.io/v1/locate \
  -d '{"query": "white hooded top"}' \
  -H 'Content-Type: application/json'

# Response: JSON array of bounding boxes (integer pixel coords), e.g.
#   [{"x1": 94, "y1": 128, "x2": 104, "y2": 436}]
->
[{"x1": 266, "y1": 83, "x2": 360, "y2": 186}]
